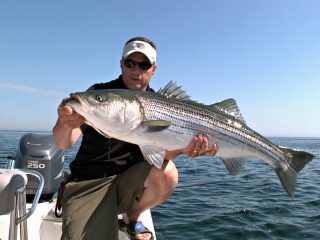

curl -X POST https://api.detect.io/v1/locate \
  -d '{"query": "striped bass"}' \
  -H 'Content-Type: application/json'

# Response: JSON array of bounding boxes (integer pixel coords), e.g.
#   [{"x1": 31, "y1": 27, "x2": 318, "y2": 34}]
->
[{"x1": 65, "y1": 81, "x2": 314, "y2": 196}]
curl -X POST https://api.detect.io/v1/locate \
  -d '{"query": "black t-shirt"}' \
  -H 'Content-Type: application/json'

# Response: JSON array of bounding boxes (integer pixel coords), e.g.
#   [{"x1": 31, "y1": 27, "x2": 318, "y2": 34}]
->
[{"x1": 69, "y1": 75, "x2": 155, "y2": 180}]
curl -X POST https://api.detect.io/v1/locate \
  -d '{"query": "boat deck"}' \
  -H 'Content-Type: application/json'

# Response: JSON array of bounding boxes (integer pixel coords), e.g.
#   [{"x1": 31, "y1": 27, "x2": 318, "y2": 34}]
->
[{"x1": 0, "y1": 201, "x2": 156, "y2": 240}]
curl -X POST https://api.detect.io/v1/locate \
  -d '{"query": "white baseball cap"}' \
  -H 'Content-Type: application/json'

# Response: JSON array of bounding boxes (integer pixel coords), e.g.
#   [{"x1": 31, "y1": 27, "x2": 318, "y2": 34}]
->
[{"x1": 122, "y1": 40, "x2": 157, "y2": 64}]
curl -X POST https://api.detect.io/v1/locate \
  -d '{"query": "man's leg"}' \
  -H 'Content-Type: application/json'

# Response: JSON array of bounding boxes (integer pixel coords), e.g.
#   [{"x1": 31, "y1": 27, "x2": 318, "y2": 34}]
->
[
  {"x1": 61, "y1": 176, "x2": 119, "y2": 240},
  {"x1": 116, "y1": 160, "x2": 178, "y2": 239},
  {"x1": 124, "y1": 159, "x2": 178, "y2": 221},
  {"x1": 120, "y1": 160, "x2": 178, "y2": 240}
]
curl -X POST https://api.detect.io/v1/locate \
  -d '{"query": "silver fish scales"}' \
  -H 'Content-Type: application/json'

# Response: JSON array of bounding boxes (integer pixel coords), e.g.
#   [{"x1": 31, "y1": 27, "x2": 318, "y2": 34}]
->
[{"x1": 65, "y1": 81, "x2": 314, "y2": 196}]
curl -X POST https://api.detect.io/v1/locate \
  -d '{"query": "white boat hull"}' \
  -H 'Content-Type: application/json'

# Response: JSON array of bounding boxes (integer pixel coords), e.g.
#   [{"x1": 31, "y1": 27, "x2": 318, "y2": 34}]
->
[
  {"x1": 0, "y1": 133, "x2": 156, "y2": 240},
  {"x1": 0, "y1": 202, "x2": 156, "y2": 240}
]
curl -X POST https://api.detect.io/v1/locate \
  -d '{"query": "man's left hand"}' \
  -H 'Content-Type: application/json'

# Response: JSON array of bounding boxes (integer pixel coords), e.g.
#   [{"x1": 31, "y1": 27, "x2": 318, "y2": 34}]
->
[{"x1": 184, "y1": 134, "x2": 218, "y2": 158}]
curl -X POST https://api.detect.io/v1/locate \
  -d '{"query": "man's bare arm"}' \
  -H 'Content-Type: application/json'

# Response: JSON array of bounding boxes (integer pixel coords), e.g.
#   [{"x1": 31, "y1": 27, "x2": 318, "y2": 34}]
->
[
  {"x1": 165, "y1": 134, "x2": 218, "y2": 160},
  {"x1": 53, "y1": 103, "x2": 85, "y2": 149}
]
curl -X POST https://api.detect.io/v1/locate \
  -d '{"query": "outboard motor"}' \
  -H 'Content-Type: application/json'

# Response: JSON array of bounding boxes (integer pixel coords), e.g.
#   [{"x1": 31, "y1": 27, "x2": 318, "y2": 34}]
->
[{"x1": 14, "y1": 133, "x2": 65, "y2": 202}]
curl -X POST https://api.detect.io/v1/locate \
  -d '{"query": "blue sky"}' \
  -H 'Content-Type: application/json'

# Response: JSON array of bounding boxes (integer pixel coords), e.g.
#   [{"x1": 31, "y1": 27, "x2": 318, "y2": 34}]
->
[{"x1": 0, "y1": 0, "x2": 319, "y2": 137}]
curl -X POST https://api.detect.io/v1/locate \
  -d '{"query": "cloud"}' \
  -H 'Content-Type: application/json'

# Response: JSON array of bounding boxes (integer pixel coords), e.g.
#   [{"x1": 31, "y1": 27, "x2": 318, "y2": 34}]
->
[{"x1": 0, "y1": 82, "x2": 62, "y2": 95}]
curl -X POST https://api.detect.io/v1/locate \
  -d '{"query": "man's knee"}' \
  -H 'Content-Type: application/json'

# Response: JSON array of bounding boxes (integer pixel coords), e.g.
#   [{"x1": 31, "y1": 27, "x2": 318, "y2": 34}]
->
[
  {"x1": 162, "y1": 160, "x2": 178, "y2": 192},
  {"x1": 147, "y1": 160, "x2": 178, "y2": 196}
]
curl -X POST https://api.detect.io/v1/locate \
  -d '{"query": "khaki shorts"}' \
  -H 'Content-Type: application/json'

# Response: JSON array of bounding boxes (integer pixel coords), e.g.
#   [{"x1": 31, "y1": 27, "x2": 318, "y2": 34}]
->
[{"x1": 60, "y1": 161, "x2": 152, "y2": 240}]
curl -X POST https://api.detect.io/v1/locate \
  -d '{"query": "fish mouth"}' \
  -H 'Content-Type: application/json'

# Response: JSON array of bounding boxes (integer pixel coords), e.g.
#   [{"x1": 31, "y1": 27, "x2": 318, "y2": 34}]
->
[{"x1": 63, "y1": 93, "x2": 89, "y2": 112}]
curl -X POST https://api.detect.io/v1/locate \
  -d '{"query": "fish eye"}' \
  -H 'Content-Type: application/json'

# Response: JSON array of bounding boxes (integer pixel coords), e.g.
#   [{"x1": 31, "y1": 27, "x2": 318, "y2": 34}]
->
[{"x1": 95, "y1": 95, "x2": 104, "y2": 102}]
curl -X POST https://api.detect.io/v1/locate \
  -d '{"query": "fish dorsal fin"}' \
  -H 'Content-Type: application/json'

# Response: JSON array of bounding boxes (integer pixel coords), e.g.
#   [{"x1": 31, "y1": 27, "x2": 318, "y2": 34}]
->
[
  {"x1": 211, "y1": 98, "x2": 246, "y2": 124},
  {"x1": 158, "y1": 81, "x2": 191, "y2": 100}
]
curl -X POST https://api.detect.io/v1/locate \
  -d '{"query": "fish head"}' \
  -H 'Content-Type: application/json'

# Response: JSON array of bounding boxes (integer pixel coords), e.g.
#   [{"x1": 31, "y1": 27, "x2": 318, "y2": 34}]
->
[{"x1": 65, "y1": 89, "x2": 144, "y2": 137}]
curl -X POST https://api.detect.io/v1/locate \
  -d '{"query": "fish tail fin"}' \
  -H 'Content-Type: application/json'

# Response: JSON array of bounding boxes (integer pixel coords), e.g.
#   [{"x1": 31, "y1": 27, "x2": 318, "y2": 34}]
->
[{"x1": 276, "y1": 147, "x2": 314, "y2": 197}]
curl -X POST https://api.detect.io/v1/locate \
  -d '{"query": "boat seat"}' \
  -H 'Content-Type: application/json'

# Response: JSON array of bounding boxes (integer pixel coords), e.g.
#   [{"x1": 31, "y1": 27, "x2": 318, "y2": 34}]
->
[{"x1": 0, "y1": 169, "x2": 28, "y2": 215}]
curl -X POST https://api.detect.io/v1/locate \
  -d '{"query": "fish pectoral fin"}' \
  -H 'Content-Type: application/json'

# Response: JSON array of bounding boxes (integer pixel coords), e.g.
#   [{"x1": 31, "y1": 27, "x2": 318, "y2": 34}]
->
[
  {"x1": 139, "y1": 145, "x2": 166, "y2": 169},
  {"x1": 219, "y1": 157, "x2": 246, "y2": 176},
  {"x1": 141, "y1": 120, "x2": 171, "y2": 132}
]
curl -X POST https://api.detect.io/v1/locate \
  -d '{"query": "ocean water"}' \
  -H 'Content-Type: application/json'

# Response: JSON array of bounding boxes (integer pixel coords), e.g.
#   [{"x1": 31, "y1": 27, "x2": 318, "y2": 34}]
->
[{"x1": 1, "y1": 131, "x2": 319, "y2": 239}]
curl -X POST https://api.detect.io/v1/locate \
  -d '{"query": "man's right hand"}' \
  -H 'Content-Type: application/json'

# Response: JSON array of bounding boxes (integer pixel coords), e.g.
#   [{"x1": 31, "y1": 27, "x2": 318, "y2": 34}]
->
[
  {"x1": 57, "y1": 101, "x2": 85, "y2": 129},
  {"x1": 53, "y1": 99, "x2": 85, "y2": 149}
]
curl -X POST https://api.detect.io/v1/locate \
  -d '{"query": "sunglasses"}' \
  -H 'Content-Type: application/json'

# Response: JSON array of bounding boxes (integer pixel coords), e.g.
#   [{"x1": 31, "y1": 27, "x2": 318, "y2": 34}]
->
[{"x1": 123, "y1": 59, "x2": 153, "y2": 71}]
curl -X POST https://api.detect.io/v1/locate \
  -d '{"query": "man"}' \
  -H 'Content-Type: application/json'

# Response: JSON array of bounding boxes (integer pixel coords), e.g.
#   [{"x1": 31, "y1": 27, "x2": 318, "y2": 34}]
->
[{"x1": 53, "y1": 36, "x2": 218, "y2": 240}]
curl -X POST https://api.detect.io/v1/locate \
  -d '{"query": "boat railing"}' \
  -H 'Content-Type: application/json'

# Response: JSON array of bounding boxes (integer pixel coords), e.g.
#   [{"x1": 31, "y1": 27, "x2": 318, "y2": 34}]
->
[
  {"x1": 5, "y1": 155, "x2": 15, "y2": 169},
  {"x1": 17, "y1": 170, "x2": 44, "y2": 223},
  {"x1": 0, "y1": 169, "x2": 44, "y2": 240}
]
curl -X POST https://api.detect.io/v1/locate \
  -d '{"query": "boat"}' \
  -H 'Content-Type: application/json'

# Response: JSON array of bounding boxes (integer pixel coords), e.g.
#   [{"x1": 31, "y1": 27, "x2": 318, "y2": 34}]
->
[{"x1": 0, "y1": 132, "x2": 156, "y2": 240}]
